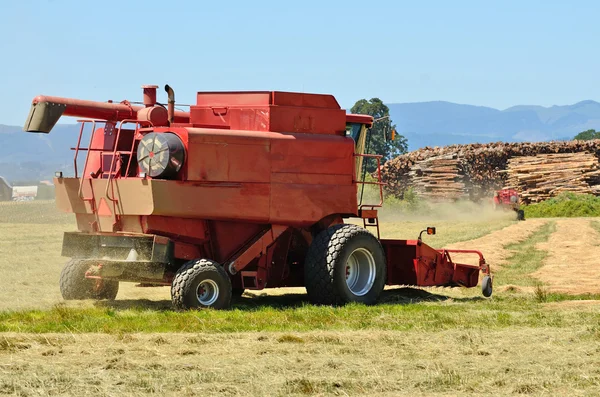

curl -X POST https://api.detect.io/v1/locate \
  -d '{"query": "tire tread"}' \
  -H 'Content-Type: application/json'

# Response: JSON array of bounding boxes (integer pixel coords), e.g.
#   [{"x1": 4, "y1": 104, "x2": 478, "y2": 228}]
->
[{"x1": 305, "y1": 224, "x2": 384, "y2": 305}]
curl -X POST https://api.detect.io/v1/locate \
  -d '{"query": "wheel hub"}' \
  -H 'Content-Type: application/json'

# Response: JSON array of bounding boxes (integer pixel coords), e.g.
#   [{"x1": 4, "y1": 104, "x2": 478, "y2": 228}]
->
[
  {"x1": 196, "y1": 279, "x2": 219, "y2": 306},
  {"x1": 345, "y1": 248, "x2": 376, "y2": 296}
]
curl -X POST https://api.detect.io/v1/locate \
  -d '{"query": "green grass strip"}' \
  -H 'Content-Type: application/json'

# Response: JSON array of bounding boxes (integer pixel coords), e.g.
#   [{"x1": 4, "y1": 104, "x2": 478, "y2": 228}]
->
[
  {"x1": 0, "y1": 292, "x2": 599, "y2": 334},
  {"x1": 524, "y1": 192, "x2": 600, "y2": 218},
  {"x1": 495, "y1": 221, "x2": 556, "y2": 287}
]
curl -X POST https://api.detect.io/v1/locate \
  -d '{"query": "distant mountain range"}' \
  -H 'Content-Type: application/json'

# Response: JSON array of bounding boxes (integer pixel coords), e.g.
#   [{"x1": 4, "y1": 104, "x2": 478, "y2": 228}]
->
[
  {"x1": 2, "y1": 99, "x2": 600, "y2": 181},
  {"x1": 388, "y1": 100, "x2": 600, "y2": 150},
  {"x1": 0, "y1": 123, "x2": 78, "y2": 181}
]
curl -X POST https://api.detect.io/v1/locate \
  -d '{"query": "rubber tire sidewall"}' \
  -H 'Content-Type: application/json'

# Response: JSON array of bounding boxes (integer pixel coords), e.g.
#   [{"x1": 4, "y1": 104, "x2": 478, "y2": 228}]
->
[
  {"x1": 60, "y1": 259, "x2": 119, "y2": 300},
  {"x1": 305, "y1": 224, "x2": 387, "y2": 306},
  {"x1": 171, "y1": 259, "x2": 232, "y2": 310},
  {"x1": 482, "y1": 275, "x2": 493, "y2": 297},
  {"x1": 60, "y1": 259, "x2": 93, "y2": 300},
  {"x1": 333, "y1": 232, "x2": 386, "y2": 305}
]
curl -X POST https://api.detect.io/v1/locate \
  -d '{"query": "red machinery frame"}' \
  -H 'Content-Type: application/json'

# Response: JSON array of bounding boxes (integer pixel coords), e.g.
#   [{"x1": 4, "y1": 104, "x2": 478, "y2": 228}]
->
[{"x1": 24, "y1": 85, "x2": 492, "y2": 308}]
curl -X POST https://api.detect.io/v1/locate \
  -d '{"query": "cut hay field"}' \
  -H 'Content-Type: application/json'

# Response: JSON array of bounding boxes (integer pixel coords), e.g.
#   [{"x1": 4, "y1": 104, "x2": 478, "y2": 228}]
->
[{"x1": 1, "y1": 201, "x2": 600, "y2": 396}]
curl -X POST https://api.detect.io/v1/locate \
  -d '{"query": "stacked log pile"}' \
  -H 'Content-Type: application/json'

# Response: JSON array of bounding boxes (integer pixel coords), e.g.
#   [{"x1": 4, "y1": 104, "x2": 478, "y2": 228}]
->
[
  {"x1": 380, "y1": 140, "x2": 600, "y2": 201},
  {"x1": 502, "y1": 153, "x2": 600, "y2": 203},
  {"x1": 408, "y1": 154, "x2": 466, "y2": 200}
]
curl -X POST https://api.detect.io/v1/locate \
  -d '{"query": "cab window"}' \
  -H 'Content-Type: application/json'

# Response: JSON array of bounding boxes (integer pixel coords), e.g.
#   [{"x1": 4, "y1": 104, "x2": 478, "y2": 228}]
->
[{"x1": 345, "y1": 122, "x2": 362, "y2": 142}]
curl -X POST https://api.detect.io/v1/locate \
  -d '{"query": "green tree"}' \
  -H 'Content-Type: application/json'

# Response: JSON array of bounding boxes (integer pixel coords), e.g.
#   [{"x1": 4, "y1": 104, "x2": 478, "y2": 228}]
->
[
  {"x1": 574, "y1": 129, "x2": 600, "y2": 140},
  {"x1": 350, "y1": 98, "x2": 408, "y2": 172}
]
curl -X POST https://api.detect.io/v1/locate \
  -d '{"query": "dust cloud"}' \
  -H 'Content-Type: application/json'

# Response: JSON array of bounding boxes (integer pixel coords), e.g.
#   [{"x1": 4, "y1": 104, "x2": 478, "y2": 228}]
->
[{"x1": 377, "y1": 198, "x2": 517, "y2": 223}]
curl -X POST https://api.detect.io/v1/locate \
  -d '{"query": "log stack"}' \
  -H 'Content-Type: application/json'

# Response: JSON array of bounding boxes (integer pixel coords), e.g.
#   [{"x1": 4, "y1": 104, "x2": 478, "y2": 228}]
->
[
  {"x1": 380, "y1": 140, "x2": 600, "y2": 202},
  {"x1": 502, "y1": 152, "x2": 600, "y2": 203},
  {"x1": 408, "y1": 154, "x2": 466, "y2": 200}
]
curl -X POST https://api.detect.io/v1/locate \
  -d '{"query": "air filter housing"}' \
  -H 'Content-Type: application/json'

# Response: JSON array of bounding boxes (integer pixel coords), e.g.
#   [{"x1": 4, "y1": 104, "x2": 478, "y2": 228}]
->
[{"x1": 137, "y1": 132, "x2": 185, "y2": 179}]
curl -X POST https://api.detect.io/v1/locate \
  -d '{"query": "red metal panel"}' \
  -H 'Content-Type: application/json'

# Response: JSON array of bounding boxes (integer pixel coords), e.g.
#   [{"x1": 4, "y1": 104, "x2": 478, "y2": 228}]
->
[
  {"x1": 269, "y1": 106, "x2": 346, "y2": 135},
  {"x1": 270, "y1": 173, "x2": 351, "y2": 185},
  {"x1": 151, "y1": 181, "x2": 271, "y2": 223},
  {"x1": 185, "y1": 127, "x2": 272, "y2": 144},
  {"x1": 270, "y1": 133, "x2": 354, "y2": 174},
  {"x1": 196, "y1": 92, "x2": 273, "y2": 107},
  {"x1": 346, "y1": 114, "x2": 374, "y2": 127},
  {"x1": 189, "y1": 107, "x2": 271, "y2": 131},
  {"x1": 380, "y1": 240, "x2": 418, "y2": 286},
  {"x1": 452, "y1": 264, "x2": 480, "y2": 288},
  {"x1": 190, "y1": 91, "x2": 345, "y2": 134},
  {"x1": 209, "y1": 221, "x2": 267, "y2": 263},
  {"x1": 143, "y1": 216, "x2": 209, "y2": 244},
  {"x1": 271, "y1": 91, "x2": 340, "y2": 109},
  {"x1": 413, "y1": 243, "x2": 454, "y2": 286},
  {"x1": 186, "y1": 134, "x2": 271, "y2": 183},
  {"x1": 382, "y1": 239, "x2": 485, "y2": 288},
  {"x1": 270, "y1": 184, "x2": 357, "y2": 225},
  {"x1": 230, "y1": 225, "x2": 288, "y2": 272},
  {"x1": 174, "y1": 242, "x2": 204, "y2": 261},
  {"x1": 194, "y1": 91, "x2": 341, "y2": 109}
]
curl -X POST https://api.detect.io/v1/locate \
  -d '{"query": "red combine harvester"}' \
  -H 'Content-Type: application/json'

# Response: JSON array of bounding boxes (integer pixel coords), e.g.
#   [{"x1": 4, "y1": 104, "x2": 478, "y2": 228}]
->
[
  {"x1": 24, "y1": 85, "x2": 493, "y2": 309},
  {"x1": 493, "y1": 189, "x2": 525, "y2": 221}
]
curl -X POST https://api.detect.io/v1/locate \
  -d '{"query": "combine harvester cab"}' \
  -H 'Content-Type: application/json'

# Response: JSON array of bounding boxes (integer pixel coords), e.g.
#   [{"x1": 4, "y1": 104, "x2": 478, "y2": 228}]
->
[{"x1": 24, "y1": 85, "x2": 492, "y2": 309}]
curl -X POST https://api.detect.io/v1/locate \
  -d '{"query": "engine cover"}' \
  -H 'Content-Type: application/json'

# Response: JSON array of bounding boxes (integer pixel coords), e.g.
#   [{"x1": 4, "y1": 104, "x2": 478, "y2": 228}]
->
[{"x1": 137, "y1": 132, "x2": 185, "y2": 179}]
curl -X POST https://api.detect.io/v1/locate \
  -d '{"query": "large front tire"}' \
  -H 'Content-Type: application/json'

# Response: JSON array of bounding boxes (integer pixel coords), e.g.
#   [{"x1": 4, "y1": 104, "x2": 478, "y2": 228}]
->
[
  {"x1": 59, "y1": 259, "x2": 119, "y2": 300},
  {"x1": 171, "y1": 259, "x2": 232, "y2": 310},
  {"x1": 304, "y1": 224, "x2": 386, "y2": 306}
]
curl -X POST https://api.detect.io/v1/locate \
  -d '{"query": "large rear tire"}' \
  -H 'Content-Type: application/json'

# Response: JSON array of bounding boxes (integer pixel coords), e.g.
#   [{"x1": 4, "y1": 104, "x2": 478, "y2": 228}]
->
[
  {"x1": 171, "y1": 259, "x2": 232, "y2": 310},
  {"x1": 304, "y1": 224, "x2": 386, "y2": 306},
  {"x1": 59, "y1": 259, "x2": 119, "y2": 300}
]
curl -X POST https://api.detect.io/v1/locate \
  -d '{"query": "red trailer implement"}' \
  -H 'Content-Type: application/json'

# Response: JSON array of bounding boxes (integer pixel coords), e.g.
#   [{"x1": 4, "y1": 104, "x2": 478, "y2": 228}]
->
[{"x1": 24, "y1": 85, "x2": 492, "y2": 309}]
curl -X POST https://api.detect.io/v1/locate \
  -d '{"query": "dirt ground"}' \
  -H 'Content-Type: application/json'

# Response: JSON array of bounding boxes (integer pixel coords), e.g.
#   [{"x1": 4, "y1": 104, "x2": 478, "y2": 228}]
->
[
  {"x1": 446, "y1": 218, "x2": 548, "y2": 269},
  {"x1": 533, "y1": 218, "x2": 600, "y2": 294}
]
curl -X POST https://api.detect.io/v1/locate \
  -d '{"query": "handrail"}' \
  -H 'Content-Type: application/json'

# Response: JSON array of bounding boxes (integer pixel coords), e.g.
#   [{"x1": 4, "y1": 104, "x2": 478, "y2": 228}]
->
[
  {"x1": 354, "y1": 153, "x2": 385, "y2": 210},
  {"x1": 75, "y1": 120, "x2": 100, "y2": 200},
  {"x1": 104, "y1": 119, "x2": 152, "y2": 202}
]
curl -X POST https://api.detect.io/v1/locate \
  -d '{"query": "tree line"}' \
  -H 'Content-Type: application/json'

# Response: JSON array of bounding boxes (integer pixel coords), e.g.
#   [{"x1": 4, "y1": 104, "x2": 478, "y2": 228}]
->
[{"x1": 574, "y1": 129, "x2": 600, "y2": 140}]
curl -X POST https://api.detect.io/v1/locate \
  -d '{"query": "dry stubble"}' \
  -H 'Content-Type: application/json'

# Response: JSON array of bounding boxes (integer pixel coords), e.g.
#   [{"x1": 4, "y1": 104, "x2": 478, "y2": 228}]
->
[{"x1": 0, "y1": 328, "x2": 599, "y2": 396}]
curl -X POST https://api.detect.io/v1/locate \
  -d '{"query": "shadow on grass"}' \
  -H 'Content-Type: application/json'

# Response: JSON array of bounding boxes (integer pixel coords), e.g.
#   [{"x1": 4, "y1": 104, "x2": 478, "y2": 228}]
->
[{"x1": 95, "y1": 287, "x2": 483, "y2": 311}]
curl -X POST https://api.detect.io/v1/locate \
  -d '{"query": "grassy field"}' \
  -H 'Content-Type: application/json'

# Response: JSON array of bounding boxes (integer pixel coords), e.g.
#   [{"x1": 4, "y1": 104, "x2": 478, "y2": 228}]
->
[
  {"x1": 1, "y1": 201, "x2": 600, "y2": 396},
  {"x1": 524, "y1": 192, "x2": 600, "y2": 218}
]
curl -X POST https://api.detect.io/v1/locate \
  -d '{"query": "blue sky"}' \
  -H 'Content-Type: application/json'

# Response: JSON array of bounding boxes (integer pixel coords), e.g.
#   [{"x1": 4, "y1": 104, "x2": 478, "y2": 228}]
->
[{"x1": 1, "y1": 0, "x2": 599, "y2": 126}]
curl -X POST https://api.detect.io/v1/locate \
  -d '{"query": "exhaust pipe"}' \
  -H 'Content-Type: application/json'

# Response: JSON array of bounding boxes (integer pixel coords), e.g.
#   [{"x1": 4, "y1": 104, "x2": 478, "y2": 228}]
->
[{"x1": 165, "y1": 84, "x2": 175, "y2": 125}]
